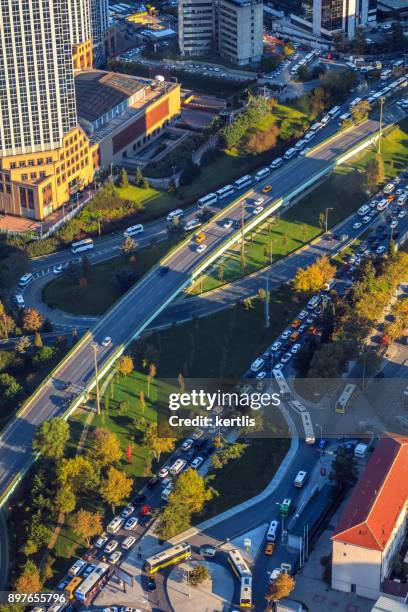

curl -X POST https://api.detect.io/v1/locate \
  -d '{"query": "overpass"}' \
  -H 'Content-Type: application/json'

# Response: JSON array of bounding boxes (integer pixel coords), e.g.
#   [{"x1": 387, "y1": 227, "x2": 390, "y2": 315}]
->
[{"x1": 0, "y1": 106, "x2": 403, "y2": 506}]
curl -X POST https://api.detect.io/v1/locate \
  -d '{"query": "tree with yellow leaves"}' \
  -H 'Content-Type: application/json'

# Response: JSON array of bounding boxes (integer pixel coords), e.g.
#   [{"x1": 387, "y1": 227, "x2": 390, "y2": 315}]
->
[
  {"x1": 116, "y1": 355, "x2": 134, "y2": 378},
  {"x1": 293, "y1": 255, "x2": 335, "y2": 294},
  {"x1": 99, "y1": 466, "x2": 132, "y2": 513}
]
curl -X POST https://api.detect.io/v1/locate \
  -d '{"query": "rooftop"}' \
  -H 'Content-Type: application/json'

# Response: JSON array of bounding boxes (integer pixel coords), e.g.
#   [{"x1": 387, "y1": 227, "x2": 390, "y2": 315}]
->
[
  {"x1": 377, "y1": 0, "x2": 408, "y2": 9},
  {"x1": 332, "y1": 433, "x2": 408, "y2": 551},
  {"x1": 75, "y1": 70, "x2": 145, "y2": 122}
]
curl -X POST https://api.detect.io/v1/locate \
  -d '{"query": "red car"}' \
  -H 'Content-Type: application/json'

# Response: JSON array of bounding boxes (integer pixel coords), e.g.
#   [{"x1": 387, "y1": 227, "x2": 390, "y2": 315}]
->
[{"x1": 140, "y1": 504, "x2": 152, "y2": 516}]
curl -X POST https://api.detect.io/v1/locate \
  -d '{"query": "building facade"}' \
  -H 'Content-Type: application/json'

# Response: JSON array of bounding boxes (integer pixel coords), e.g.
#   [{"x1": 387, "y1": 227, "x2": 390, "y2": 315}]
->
[
  {"x1": 292, "y1": 0, "x2": 375, "y2": 40},
  {"x1": 90, "y1": 0, "x2": 110, "y2": 63},
  {"x1": 178, "y1": 0, "x2": 215, "y2": 57},
  {"x1": 331, "y1": 434, "x2": 408, "y2": 600},
  {"x1": 217, "y1": 0, "x2": 263, "y2": 65},
  {"x1": 178, "y1": 0, "x2": 263, "y2": 64},
  {"x1": 0, "y1": 0, "x2": 97, "y2": 220}
]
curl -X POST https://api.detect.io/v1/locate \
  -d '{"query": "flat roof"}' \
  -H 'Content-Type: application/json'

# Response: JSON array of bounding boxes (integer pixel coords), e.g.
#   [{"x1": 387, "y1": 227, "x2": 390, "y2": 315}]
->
[
  {"x1": 378, "y1": 0, "x2": 407, "y2": 8},
  {"x1": 75, "y1": 70, "x2": 144, "y2": 122},
  {"x1": 289, "y1": 484, "x2": 336, "y2": 538}
]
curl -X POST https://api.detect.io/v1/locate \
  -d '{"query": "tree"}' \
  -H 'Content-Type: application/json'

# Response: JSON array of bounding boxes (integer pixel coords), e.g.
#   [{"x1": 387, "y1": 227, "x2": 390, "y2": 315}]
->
[
  {"x1": 143, "y1": 423, "x2": 176, "y2": 463},
  {"x1": 119, "y1": 167, "x2": 129, "y2": 188},
  {"x1": 15, "y1": 336, "x2": 31, "y2": 354},
  {"x1": 55, "y1": 486, "x2": 77, "y2": 514},
  {"x1": 89, "y1": 428, "x2": 122, "y2": 466},
  {"x1": 99, "y1": 466, "x2": 132, "y2": 513},
  {"x1": 211, "y1": 442, "x2": 247, "y2": 469},
  {"x1": 135, "y1": 166, "x2": 143, "y2": 186},
  {"x1": 169, "y1": 468, "x2": 213, "y2": 514},
  {"x1": 189, "y1": 564, "x2": 210, "y2": 587},
  {"x1": 293, "y1": 256, "x2": 335, "y2": 294},
  {"x1": 329, "y1": 445, "x2": 358, "y2": 491},
  {"x1": 121, "y1": 236, "x2": 136, "y2": 255},
  {"x1": 33, "y1": 418, "x2": 69, "y2": 459},
  {"x1": 366, "y1": 155, "x2": 385, "y2": 192},
  {"x1": 177, "y1": 372, "x2": 185, "y2": 394},
  {"x1": 352, "y1": 100, "x2": 371, "y2": 123},
  {"x1": 15, "y1": 561, "x2": 41, "y2": 593},
  {"x1": 318, "y1": 212, "x2": 326, "y2": 231},
  {"x1": 58, "y1": 455, "x2": 99, "y2": 493},
  {"x1": 139, "y1": 389, "x2": 146, "y2": 415},
  {"x1": 147, "y1": 362, "x2": 157, "y2": 397},
  {"x1": 34, "y1": 332, "x2": 43, "y2": 350},
  {"x1": 73, "y1": 509, "x2": 103, "y2": 546},
  {"x1": 247, "y1": 124, "x2": 280, "y2": 154},
  {"x1": 33, "y1": 345, "x2": 54, "y2": 363},
  {"x1": 266, "y1": 573, "x2": 296, "y2": 609},
  {"x1": 116, "y1": 355, "x2": 134, "y2": 378},
  {"x1": 23, "y1": 307, "x2": 43, "y2": 332}
]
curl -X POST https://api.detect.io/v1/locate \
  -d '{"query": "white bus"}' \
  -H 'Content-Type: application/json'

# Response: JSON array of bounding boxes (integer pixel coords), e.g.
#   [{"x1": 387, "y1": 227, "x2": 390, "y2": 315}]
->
[
  {"x1": 335, "y1": 383, "x2": 356, "y2": 414},
  {"x1": 273, "y1": 368, "x2": 291, "y2": 397},
  {"x1": 300, "y1": 411, "x2": 315, "y2": 444},
  {"x1": 358, "y1": 204, "x2": 370, "y2": 216},
  {"x1": 71, "y1": 238, "x2": 94, "y2": 254},
  {"x1": 227, "y1": 549, "x2": 252, "y2": 608},
  {"x1": 329, "y1": 105, "x2": 341, "y2": 117},
  {"x1": 124, "y1": 224, "x2": 144, "y2": 237},
  {"x1": 284, "y1": 148, "x2": 297, "y2": 160},
  {"x1": 167, "y1": 208, "x2": 184, "y2": 222},
  {"x1": 381, "y1": 69, "x2": 392, "y2": 80},
  {"x1": 289, "y1": 400, "x2": 307, "y2": 414},
  {"x1": 216, "y1": 184, "x2": 234, "y2": 199},
  {"x1": 270, "y1": 157, "x2": 283, "y2": 169},
  {"x1": 234, "y1": 175, "x2": 252, "y2": 190},
  {"x1": 254, "y1": 167, "x2": 270, "y2": 181},
  {"x1": 197, "y1": 193, "x2": 218, "y2": 208},
  {"x1": 74, "y1": 562, "x2": 110, "y2": 603},
  {"x1": 18, "y1": 272, "x2": 34, "y2": 288}
]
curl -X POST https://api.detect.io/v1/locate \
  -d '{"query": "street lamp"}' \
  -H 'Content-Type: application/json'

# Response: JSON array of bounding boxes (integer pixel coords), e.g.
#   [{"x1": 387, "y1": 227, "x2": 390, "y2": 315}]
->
[
  {"x1": 325, "y1": 207, "x2": 333, "y2": 234},
  {"x1": 378, "y1": 97, "x2": 385, "y2": 155},
  {"x1": 91, "y1": 342, "x2": 101, "y2": 415}
]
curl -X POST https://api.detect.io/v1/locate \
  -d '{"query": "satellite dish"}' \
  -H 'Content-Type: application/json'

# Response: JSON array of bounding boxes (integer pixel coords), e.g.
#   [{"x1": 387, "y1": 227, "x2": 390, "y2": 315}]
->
[{"x1": 155, "y1": 74, "x2": 165, "y2": 82}]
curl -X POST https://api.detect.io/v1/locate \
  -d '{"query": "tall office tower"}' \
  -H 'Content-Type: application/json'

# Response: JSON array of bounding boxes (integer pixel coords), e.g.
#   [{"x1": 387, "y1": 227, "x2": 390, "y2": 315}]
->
[
  {"x1": 294, "y1": 0, "x2": 371, "y2": 39},
  {"x1": 0, "y1": 0, "x2": 98, "y2": 220},
  {"x1": 69, "y1": 0, "x2": 93, "y2": 69},
  {"x1": 217, "y1": 0, "x2": 263, "y2": 65},
  {"x1": 90, "y1": 0, "x2": 110, "y2": 63},
  {"x1": 178, "y1": 0, "x2": 215, "y2": 56},
  {"x1": 0, "y1": 0, "x2": 77, "y2": 156}
]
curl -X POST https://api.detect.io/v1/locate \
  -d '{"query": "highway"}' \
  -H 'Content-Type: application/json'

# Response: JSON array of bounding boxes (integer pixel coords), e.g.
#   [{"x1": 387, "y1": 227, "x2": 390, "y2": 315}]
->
[{"x1": 0, "y1": 102, "x2": 404, "y2": 505}]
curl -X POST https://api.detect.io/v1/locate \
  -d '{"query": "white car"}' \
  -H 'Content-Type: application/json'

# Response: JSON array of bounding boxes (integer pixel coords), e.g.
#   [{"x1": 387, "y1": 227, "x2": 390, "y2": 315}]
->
[
  {"x1": 398, "y1": 210, "x2": 407, "y2": 219},
  {"x1": 298, "y1": 310, "x2": 308, "y2": 320},
  {"x1": 395, "y1": 188, "x2": 404, "y2": 196},
  {"x1": 281, "y1": 329, "x2": 291, "y2": 340},
  {"x1": 384, "y1": 183, "x2": 395, "y2": 194},
  {"x1": 109, "y1": 551, "x2": 122, "y2": 564},
  {"x1": 53, "y1": 264, "x2": 63, "y2": 275},
  {"x1": 362, "y1": 215, "x2": 371, "y2": 224},
  {"x1": 95, "y1": 535, "x2": 108, "y2": 549},
  {"x1": 273, "y1": 364, "x2": 284, "y2": 374},
  {"x1": 191, "y1": 456, "x2": 204, "y2": 469},
  {"x1": 159, "y1": 467, "x2": 169, "y2": 479},
  {"x1": 102, "y1": 336, "x2": 112, "y2": 347},
  {"x1": 196, "y1": 244, "x2": 207, "y2": 253},
  {"x1": 253, "y1": 206, "x2": 264, "y2": 215},
  {"x1": 223, "y1": 219, "x2": 233, "y2": 229},
  {"x1": 390, "y1": 219, "x2": 398, "y2": 229},
  {"x1": 122, "y1": 536, "x2": 136, "y2": 550},
  {"x1": 392, "y1": 176, "x2": 400, "y2": 185},
  {"x1": 124, "y1": 517, "x2": 138, "y2": 531},
  {"x1": 105, "y1": 540, "x2": 118, "y2": 554},
  {"x1": 291, "y1": 343, "x2": 301, "y2": 354},
  {"x1": 254, "y1": 197, "x2": 265, "y2": 206},
  {"x1": 270, "y1": 341, "x2": 282, "y2": 352},
  {"x1": 121, "y1": 505, "x2": 134, "y2": 519},
  {"x1": 256, "y1": 371, "x2": 266, "y2": 380},
  {"x1": 181, "y1": 438, "x2": 194, "y2": 451},
  {"x1": 281, "y1": 352, "x2": 292, "y2": 364},
  {"x1": 376, "y1": 245, "x2": 386, "y2": 255},
  {"x1": 353, "y1": 222, "x2": 362, "y2": 229}
]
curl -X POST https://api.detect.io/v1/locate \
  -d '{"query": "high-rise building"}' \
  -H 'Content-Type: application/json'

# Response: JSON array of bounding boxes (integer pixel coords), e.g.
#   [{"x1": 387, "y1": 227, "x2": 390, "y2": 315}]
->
[
  {"x1": 292, "y1": 0, "x2": 375, "y2": 39},
  {"x1": 0, "y1": 0, "x2": 98, "y2": 220},
  {"x1": 178, "y1": 0, "x2": 215, "y2": 57},
  {"x1": 90, "y1": 0, "x2": 110, "y2": 63},
  {"x1": 178, "y1": 0, "x2": 263, "y2": 65},
  {"x1": 70, "y1": 0, "x2": 93, "y2": 70},
  {"x1": 217, "y1": 0, "x2": 263, "y2": 65}
]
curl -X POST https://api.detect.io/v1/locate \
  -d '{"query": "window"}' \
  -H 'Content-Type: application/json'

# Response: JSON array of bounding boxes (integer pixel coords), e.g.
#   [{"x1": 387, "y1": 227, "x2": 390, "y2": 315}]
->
[{"x1": 22, "y1": 173, "x2": 28, "y2": 180}]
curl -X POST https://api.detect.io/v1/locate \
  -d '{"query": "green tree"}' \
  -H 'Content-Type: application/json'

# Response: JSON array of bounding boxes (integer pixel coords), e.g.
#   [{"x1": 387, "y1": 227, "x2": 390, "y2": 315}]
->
[
  {"x1": 351, "y1": 100, "x2": 371, "y2": 123},
  {"x1": 58, "y1": 455, "x2": 99, "y2": 493},
  {"x1": 169, "y1": 468, "x2": 213, "y2": 514},
  {"x1": 135, "y1": 166, "x2": 143, "y2": 186},
  {"x1": 329, "y1": 445, "x2": 358, "y2": 491},
  {"x1": 189, "y1": 564, "x2": 210, "y2": 587},
  {"x1": 15, "y1": 560, "x2": 41, "y2": 593},
  {"x1": 119, "y1": 167, "x2": 129, "y2": 188},
  {"x1": 366, "y1": 155, "x2": 385, "y2": 192},
  {"x1": 211, "y1": 442, "x2": 248, "y2": 469},
  {"x1": 143, "y1": 423, "x2": 176, "y2": 464},
  {"x1": 318, "y1": 212, "x2": 326, "y2": 231},
  {"x1": 89, "y1": 428, "x2": 122, "y2": 466},
  {"x1": 55, "y1": 486, "x2": 77, "y2": 514},
  {"x1": 33, "y1": 418, "x2": 69, "y2": 459},
  {"x1": 99, "y1": 466, "x2": 132, "y2": 513}
]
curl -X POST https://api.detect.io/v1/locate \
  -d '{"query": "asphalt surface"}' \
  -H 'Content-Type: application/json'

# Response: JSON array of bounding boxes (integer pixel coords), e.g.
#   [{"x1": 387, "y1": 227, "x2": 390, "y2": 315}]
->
[{"x1": 0, "y1": 102, "x2": 404, "y2": 504}]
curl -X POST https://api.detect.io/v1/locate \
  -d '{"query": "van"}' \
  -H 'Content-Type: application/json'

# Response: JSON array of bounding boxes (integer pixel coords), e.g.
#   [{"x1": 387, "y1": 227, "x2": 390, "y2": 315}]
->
[
  {"x1": 294, "y1": 470, "x2": 307, "y2": 487},
  {"x1": 167, "y1": 208, "x2": 184, "y2": 222},
  {"x1": 124, "y1": 224, "x2": 144, "y2": 237},
  {"x1": 267, "y1": 520, "x2": 279, "y2": 542},
  {"x1": 358, "y1": 204, "x2": 370, "y2": 216},
  {"x1": 254, "y1": 167, "x2": 270, "y2": 181},
  {"x1": 270, "y1": 157, "x2": 283, "y2": 169},
  {"x1": 170, "y1": 458, "x2": 187, "y2": 475},
  {"x1": 18, "y1": 272, "x2": 33, "y2": 288},
  {"x1": 183, "y1": 218, "x2": 202, "y2": 232},
  {"x1": 107, "y1": 516, "x2": 125, "y2": 534},
  {"x1": 68, "y1": 559, "x2": 87, "y2": 577},
  {"x1": 284, "y1": 148, "x2": 297, "y2": 160},
  {"x1": 250, "y1": 357, "x2": 265, "y2": 372},
  {"x1": 14, "y1": 294, "x2": 25, "y2": 308}
]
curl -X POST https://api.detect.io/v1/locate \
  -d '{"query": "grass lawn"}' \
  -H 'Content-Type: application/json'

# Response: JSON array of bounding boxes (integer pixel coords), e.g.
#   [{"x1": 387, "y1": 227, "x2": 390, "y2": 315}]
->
[
  {"x1": 42, "y1": 236, "x2": 180, "y2": 316},
  {"x1": 188, "y1": 120, "x2": 408, "y2": 295}
]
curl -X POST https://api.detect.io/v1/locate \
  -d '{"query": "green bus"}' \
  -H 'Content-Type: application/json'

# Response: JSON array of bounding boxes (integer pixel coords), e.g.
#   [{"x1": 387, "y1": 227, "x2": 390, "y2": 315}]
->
[{"x1": 280, "y1": 498, "x2": 292, "y2": 517}]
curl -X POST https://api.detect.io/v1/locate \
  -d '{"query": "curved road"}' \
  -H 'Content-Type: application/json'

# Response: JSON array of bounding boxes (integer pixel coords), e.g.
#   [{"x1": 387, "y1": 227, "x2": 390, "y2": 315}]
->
[{"x1": 0, "y1": 103, "x2": 404, "y2": 506}]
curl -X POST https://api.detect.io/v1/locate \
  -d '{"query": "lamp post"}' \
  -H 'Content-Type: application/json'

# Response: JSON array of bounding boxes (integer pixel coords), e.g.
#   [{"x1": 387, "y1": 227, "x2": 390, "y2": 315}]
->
[
  {"x1": 91, "y1": 342, "x2": 101, "y2": 415},
  {"x1": 378, "y1": 97, "x2": 385, "y2": 155}
]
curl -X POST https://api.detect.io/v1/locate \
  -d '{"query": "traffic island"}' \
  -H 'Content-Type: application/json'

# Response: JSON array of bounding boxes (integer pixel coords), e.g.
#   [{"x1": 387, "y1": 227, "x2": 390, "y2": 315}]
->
[{"x1": 166, "y1": 560, "x2": 235, "y2": 611}]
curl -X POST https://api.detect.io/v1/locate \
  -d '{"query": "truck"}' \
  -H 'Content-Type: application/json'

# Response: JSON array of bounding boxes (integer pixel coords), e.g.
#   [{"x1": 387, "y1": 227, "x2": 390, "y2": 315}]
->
[{"x1": 294, "y1": 470, "x2": 307, "y2": 487}]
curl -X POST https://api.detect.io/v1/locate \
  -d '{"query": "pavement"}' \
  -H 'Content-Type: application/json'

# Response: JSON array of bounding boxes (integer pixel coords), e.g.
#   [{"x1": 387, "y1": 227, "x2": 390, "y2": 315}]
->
[{"x1": 166, "y1": 561, "x2": 235, "y2": 611}]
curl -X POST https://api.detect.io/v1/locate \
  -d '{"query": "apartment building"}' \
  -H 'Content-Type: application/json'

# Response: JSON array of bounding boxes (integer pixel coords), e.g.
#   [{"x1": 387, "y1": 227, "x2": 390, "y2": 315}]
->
[
  {"x1": 178, "y1": 0, "x2": 215, "y2": 56},
  {"x1": 331, "y1": 433, "x2": 408, "y2": 600},
  {"x1": 291, "y1": 0, "x2": 376, "y2": 40}
]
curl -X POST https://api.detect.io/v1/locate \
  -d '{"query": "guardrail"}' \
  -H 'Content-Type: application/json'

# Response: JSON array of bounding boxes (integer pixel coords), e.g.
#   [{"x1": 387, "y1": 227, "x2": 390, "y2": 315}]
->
[{"x1": 0, "y1": 115, "x2": 399, "y2": 507}]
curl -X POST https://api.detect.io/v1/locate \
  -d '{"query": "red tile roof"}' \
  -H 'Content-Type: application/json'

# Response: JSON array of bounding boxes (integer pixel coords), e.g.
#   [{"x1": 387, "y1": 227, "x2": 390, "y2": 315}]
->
[{"x1": 332, "y1": 433, "x2": 408, "y2": 551}]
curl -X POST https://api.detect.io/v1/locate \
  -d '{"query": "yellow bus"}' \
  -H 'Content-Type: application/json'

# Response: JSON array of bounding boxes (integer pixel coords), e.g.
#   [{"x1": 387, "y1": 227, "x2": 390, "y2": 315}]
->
[
  {"x1": 335, "y1": 383, "x2": 356, "y2": 414},
  {"x1": 227, "y1": 549, "x2": 252, "y2": 608},
  {"x1": 144, "y1": 542, "x2": 191, "y2": 574}
]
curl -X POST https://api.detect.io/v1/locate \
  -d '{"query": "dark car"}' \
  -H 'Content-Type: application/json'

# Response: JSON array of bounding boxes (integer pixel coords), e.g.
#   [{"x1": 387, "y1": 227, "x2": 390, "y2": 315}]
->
[
  {"x1": 147, "y1": 476, "x2": 159, "y2": 489},
  {"x1": 148, "y1": 577, "x2": 157, "y2": 591},
  {"x1": 158, "y1": 266, "x2": 169, "y2": 276},
  {"x1": 133, "y1": 493, "x2": 146, "y2": 504},
  {"x1": 376, "y1": 224, "x2": 386, "y2": 232}
]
